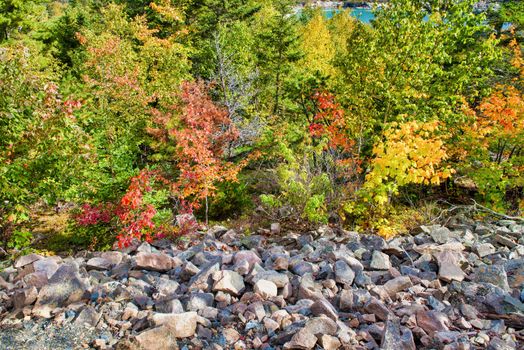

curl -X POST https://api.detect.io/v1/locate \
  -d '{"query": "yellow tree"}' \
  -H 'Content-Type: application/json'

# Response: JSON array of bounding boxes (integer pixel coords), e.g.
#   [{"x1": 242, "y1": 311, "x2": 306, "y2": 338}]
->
[
  {"x1": 298, "y1": 11, "x2": 336, "y2": 78},
  {"x1": 328, "y1": 10, "x2": 357, "y2": 58},
  {"x1": 364, "y1": 120, "x2": 453, "y2": 206},
  {"x1": 344, "y1": 120, "x2": 453, "y2": 238}
]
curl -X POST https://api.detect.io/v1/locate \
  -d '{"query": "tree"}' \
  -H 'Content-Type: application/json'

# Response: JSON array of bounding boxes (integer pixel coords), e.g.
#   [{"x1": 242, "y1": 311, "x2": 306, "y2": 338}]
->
[
  {"x1": 148, "y1": 81, "x2": 252, "y2": 223},
  {"x1": 211, "y1": 28, "x2": 261, "y2": 152},
  {"x1": 69, "y1": 3, "x2": 190, "y2": 201},
  {"x1": 183, "y1": 0, "x2": 260, "y2": 78},
  {"x1": 298, "y1": 10, "x2": 336, "y2": 79},
  {"x1": 452, "y1": 84, "x2": 524, "y2": 210},
  {"x1": 488, "y1": 1, "x2": 524, "y2": 38},
  {"x1": 335, "y1": 0, "x2": 500, "y2": 152},
  {"x1": 253, "y1": 0, "x2": 302, "y2": 115},
  {"x1": 0, "y1": 44, "x2": 85, "y2": 247},
  {"x1": 364, "y1": 121, "x2": 453, "y2": 206},
  {"x1": 0, "y1": 0, "x2": 50, "y2": 42}
]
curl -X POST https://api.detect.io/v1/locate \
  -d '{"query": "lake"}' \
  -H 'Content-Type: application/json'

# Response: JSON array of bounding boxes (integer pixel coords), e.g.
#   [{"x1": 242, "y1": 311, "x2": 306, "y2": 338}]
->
[
  {"x1": 310, "y1": 7, "x2": 513, "y2": 30},
  {"x1": 323, "y1": 7, "x2": 374, "y2": 23}
]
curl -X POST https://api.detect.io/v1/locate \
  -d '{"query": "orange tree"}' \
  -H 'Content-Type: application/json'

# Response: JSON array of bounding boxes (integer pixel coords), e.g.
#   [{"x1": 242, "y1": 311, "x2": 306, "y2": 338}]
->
[
  {"x1": 448, "y1": 33, "x2": 524, "y2": 212},
  {"x1": 148, "y1": 81, "x2": 252, "y2": 222},
  {"x1": 75, "y1": 80, "x2": 252, "y2": 247},
  {"x1": 452, "y1": 85, "x2": 524, "y2": 211}
]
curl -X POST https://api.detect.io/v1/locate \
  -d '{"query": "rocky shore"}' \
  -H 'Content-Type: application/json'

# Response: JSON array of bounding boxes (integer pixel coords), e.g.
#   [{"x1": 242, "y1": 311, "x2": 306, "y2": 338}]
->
[{"x1": 1, "y1": 218, "x2": 523, "y2": 349}]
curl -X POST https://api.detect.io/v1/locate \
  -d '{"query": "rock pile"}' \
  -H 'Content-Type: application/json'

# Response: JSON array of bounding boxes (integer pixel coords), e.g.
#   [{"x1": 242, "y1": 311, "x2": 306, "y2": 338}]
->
[{"x1": 1, "y1": 219, "x2": 524, "y2": 349}]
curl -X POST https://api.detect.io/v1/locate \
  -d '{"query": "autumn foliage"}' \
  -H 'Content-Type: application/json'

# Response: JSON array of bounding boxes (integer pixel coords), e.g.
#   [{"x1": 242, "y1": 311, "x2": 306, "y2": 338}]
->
[
  {"x1": 76, "y1": 81, "x2": 250, "y2": 247},
  {"x1": 148, "y1": 81, "x2": 245, "y2": 210},
  {"x1": 3, "y1": 0, "x2": 524, "y2": 250}
]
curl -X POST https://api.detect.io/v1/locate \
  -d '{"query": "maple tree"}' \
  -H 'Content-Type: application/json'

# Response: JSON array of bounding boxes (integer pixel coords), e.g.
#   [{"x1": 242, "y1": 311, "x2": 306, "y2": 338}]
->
[
  {"x1": 148, "y1": 81, "x2": 252, "y2": 221},
  {"x1": 76, "y1": 170, "x2": 176, "y2": 248},
  {"x1": 451, "y1": 85, "x2": 524, "y2": 209},
  {"x1": 341, "y1": 120, "x2": 454, "y2": 238},
  {"x1": 363, "y1": 121, "x2": 453, "y2": 206},
  {"x1": 307, "y1": 91, "x2": 360, "y2": 180},
  {"x1": 3, "y1": 0, "x2": 524, "y2": 251},
  {"x1": 260, "y1": 91, "x2": 360, "y2": 225}
]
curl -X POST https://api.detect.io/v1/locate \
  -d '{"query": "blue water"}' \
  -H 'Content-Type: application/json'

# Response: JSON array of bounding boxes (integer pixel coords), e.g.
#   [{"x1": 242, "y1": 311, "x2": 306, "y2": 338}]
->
[
  {"x1": 324, "y1": 8, "x2": 374, "y2": 23},
  {"x1": 322, "y1": 8, "x2": 513, "y2": 30}
]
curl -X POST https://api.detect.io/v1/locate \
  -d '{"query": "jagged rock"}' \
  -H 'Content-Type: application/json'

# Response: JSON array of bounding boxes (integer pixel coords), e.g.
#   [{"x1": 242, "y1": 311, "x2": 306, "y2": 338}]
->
[
  {"x1": 33, "y1": 258, "x2": 59, "y2": 279},
  {"x1": 15, "y1": 254, "x2": 42, "y2": 268},
  {"x1": 292, "y1": 261, "x2": 316, "y2": 276},
  {"x1": 272, "y1": 255, "x2": 289, "y2": 271},
  {"x1": 100, "y1": 251, "x2": 123, "y2": 265},
  {"x1": 155, "y1": 297, "x2": 184, "y2": 313},
  {"x1": 33, "y1": 265, "x2": 90, "y2": 318},
  {"x1": 264, "y1": 317, "x2": 280, "y2": 333},
  {"x1": 254, "y1": 279, "x2": 278, "y2": 299},
  {"x1": 150, "y1": 311, "x2": 198, "y2": 337},
  {"x1": 12, "y1": 286, "x2": 38, "y2": 309},
  {"x1": 311, "y1": 299, "x2": 338, "y2": 321},
  {"x1": 304, "y1": 316, "x2": 338, "y2": 336},
  {"x1": 334, "y1": 260, "x2": 355, "y2": 286},
  {"x1": 212, "y1": 270, "x2": 245, "y2": 296},
  {"x1": 360, "y1": 235, "x2": 386, "y2": 251},
  {"x1": 487, "y1": 337, "x2": 517, "y2": 350},
  {"x1": 416, "y1": 310, "x2": 450, "y2": 335},
  {"x1": 74, "y1": 306, "x2": 100, "y2": 327},
  {"x1": 252, "y1": 270, "x2": 289, "y2": 288},
  {"x1": 134, "y1": 253, "x2": 175, "y2": 272},
  {"x1": 187, "y1": 292, "x2": 214, "y2": 311},
  {"x1": 381, "y1": 315, "x2": 415, "y2": 350},
  {"x1": 414, "y1": 242, "x2": 465, "y2": 256},
  {"x1": 181, "y1": 261, "x2": 200, "y2": 279},
  {"x1": 451, "y1": 281, "x2": 524, "y2": 315},
  {"x1": 383, "y1": 276, "x2": 413, "y2": 297},
  {"x1": 363, "y1": 298, "x2": 390, "y2": 321},
  {"x1": 135, "y1": 326, "x2": 180, "y2": 349},
  {"x1": 222, "y1": 327, "x2": 241, "y2": 344},
  {"x1": 0, "y1": 275, "x2": 14, "y2": 290},
  {"x1": 283, "y1": 328, "x2": 317, "y2": 349},
  {"x1": 421, "y1": 225, "x2": 453, "y2": 244},
  {"x1": 474, "y1": 243, "x2": 496, "y2": 258},
  {"x1": 155, "y1": 277, "x2": 179, "y2": 296},
  {"x1": 504, "y1": 259, "x2": 524, "y2": 289},
  {"x1": 3, "y1": 219, "x2": 524, "y2": 349},
  {"x1": 188, "y1": 261, "x2": 220, "y2": 291},
  {"x1": 86, "y1": 257, "x2": 112, "y2": 271},
  {"x1": 339, "y1": 289, "x2": 353, "y2": 311},
  {"x1": 370, "y1": 251, "x2": 391, "y2": 270},
  {"x1": 208, "y1": 225, "x2": 228, "y2": 238},
  {"x1": 436, "y1": 250, "x2": 465, "y2": 282},
  {"x1": 493, "y1": 234, "x2": 517, "y2": 248},
  {"x1": 472, "y1": 265, "x2": 510, "y2": 292},
  {"x1": 234, "y1": 250, "x2": 262, "y2": 270},
  {"x1": 298, "y1": 273, "x2": 323, "y2": 301},
  {"x1": 319, "y1": 335, "x2": 341, "y2": 350}
]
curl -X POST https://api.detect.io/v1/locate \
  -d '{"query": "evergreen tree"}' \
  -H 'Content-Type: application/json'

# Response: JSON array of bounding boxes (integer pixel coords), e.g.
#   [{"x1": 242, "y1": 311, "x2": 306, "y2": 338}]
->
[
  {"x1": 0, "y1": 0, "x2": 49, "y2": 42},
  {"x1": 254, "y1": 0, "x2": 302, "y2": 115}
]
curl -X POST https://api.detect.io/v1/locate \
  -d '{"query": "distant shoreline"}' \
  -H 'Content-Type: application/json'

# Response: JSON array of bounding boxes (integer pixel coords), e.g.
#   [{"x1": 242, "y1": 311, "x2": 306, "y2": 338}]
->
[
  {"x1": 296, "y1": 0, "x2": 502, "y2": 11},
  {"x1": 294, "y1": 2, "x2": 381, "y2": 10}
]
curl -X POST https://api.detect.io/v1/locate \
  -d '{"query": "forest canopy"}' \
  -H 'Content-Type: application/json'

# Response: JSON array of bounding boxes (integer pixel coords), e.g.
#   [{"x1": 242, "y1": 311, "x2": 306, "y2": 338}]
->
[{"x1": 1, "y1": 0, "x2": 523, "y2": 251}]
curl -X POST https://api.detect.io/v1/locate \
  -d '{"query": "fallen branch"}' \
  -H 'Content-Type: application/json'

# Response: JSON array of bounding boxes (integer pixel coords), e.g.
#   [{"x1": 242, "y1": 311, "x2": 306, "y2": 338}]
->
[
  {"x1": 469, "y1": 199, "x2": 524, "y2": 222},
  {"x1": 435, "y1": 199, "x2": 524, "y2": 225}
]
